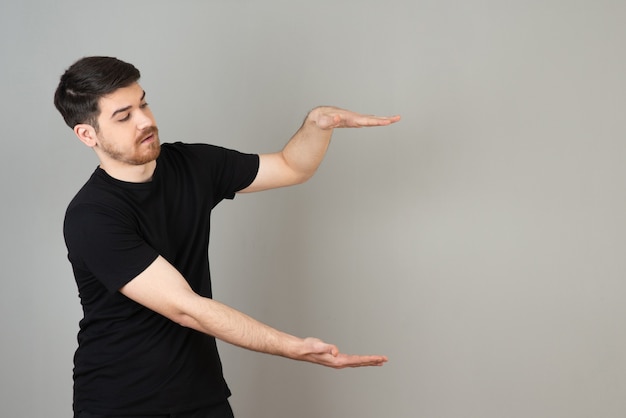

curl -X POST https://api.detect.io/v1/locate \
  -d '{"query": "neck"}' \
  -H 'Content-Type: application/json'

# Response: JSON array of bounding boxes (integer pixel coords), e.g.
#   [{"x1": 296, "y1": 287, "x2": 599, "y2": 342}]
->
[{"x1": 99, "y1": 159, "x2": 157, "y2": 183}]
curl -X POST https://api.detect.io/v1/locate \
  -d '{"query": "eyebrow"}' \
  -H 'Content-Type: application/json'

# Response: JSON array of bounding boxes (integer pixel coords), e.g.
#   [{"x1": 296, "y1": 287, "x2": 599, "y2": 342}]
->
[{"x1": 110, "y1": 90, "x2": 146, "y2": 119}]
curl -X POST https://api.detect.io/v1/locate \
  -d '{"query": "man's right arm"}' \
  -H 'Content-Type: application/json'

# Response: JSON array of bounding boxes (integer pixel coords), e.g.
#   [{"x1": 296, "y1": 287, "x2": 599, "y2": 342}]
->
[{"x1": 119, "y1": 255, "x2": 388, "y2": 369}]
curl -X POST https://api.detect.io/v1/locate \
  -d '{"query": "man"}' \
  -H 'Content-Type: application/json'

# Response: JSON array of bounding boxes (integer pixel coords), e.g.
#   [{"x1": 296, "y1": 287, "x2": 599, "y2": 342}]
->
[{"x1": 54, "y1": 56, "x2": 400, "y2": 418}]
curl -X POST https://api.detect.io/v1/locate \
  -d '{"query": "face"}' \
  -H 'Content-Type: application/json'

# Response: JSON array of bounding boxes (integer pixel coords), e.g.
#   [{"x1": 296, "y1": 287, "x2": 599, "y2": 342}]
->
[{"x1": 93, "y1": 82, "x2": 161, "y2": 166}]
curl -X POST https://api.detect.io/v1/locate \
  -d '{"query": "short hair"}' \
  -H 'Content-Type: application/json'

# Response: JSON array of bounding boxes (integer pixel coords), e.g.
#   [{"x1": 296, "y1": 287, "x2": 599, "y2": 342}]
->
[{"x1": 54, "y1": 56, "x2": 141, "y2": 130}]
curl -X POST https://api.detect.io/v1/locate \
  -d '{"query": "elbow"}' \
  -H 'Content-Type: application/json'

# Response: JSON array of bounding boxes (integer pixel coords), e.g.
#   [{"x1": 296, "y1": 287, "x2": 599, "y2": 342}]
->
[
  {"x1": 293, "y1": 171, "x2": 314, "y2": 185},
  {"x1": 170, "y1": 310, "x2": 200, "y2": 330},
  {"x1": 289, "y1": 162, "x2": 320, "y2": 185},
  {"x1": 278, "y1": 152, "x2": 318, "y2": 187}
]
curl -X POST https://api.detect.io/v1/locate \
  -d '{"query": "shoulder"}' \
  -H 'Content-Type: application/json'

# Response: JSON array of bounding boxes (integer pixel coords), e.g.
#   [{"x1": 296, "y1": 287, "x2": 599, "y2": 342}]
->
[
  {"x1": 159, "y1": 141, "x2": 246, "y2": 161},
  {"x1": 157, "y1": 141, "x2": 258, "y2": 173},
  {"x1": 64, "y1": 169, "x2": 138, "y2": 231},
  {"x1": 157, "y1": 142, "x2": 259, "y2": 199}
]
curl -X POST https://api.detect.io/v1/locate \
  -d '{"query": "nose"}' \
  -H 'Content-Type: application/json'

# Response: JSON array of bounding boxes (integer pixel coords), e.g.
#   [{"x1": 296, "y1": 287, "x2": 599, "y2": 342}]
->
[{"x1": 136, "y1": 107, "x2": 154, "y2": 130}]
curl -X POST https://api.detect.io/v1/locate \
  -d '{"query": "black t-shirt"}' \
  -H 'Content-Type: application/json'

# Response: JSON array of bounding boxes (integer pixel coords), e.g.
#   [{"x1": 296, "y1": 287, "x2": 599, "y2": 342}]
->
[{"x1": 64, "y1": 142, "x2": 259, "y2": 415}]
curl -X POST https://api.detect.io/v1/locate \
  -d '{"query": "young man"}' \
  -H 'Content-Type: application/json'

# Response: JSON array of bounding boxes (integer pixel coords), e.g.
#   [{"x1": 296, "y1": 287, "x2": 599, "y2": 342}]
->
[{"x1": 55, "y1": 56, "x2": 400, "y2": 418}]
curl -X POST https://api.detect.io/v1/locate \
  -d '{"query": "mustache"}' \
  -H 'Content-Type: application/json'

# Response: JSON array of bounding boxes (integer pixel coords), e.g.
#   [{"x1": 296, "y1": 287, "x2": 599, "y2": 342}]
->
[{"x1": 137, "y1": 126, "x2": 159, "y2": 142}]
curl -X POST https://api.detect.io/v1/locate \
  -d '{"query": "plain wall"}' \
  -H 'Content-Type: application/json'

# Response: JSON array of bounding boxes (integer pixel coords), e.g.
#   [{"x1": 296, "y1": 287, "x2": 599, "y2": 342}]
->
[{"x1": 1, "y1": 1, "x2": 625, "y2": 417}]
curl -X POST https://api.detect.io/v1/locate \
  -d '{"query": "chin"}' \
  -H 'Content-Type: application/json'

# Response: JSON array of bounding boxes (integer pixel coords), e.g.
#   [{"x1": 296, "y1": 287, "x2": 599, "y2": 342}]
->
[
  {"x1": 131, "y1": 143, "x2": 161, "y2": 165},
  {"x1": 143, "y1": 145, "x2": 161, "y2": 164}
]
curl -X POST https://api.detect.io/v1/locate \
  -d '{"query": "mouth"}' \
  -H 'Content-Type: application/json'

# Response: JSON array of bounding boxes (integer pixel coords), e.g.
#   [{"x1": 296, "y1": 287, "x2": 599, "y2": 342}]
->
[{"x1": 138, "y1": 127, "x2": 158, "y2": 145}]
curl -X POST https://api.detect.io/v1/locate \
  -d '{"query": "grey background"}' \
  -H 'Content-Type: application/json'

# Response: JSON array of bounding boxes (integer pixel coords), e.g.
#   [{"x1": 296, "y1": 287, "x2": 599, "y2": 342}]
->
[{"x1": 1, "y1": 1, "x2": 625, "y2": 417}]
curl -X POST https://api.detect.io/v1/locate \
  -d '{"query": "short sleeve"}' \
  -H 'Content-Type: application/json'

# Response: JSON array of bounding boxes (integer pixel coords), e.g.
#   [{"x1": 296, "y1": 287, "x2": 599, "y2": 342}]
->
[
  {"x1": 171, "y1": 143, "x2": 259, "y2": 202},
  {"x1": 214, "y1": 147, "x2": 259, "y2": 200},
  {"x1": 64, "y1": 203, "x2": 159, "y2": 293}
]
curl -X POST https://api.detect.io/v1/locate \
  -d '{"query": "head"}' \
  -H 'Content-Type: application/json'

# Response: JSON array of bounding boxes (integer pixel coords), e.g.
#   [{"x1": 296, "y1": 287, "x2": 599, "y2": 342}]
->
[
  {"x1": 54, "y1": 57, "x2": 161, "y2": 169},
  {"x1": 54, "y1": 56, "x2": 141, "y2": 131}
]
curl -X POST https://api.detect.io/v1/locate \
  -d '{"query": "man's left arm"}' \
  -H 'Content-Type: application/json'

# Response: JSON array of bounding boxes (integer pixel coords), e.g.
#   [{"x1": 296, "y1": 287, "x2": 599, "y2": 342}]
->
[{"x1": 238, "y1": 106, "x2": 400, "y2": 193}]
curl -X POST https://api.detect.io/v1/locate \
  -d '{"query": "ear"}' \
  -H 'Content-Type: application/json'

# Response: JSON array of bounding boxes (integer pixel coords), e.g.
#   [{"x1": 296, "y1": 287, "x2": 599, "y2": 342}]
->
[{"x1": 73, "y1": 124, "x2": 98, "y2": 148}]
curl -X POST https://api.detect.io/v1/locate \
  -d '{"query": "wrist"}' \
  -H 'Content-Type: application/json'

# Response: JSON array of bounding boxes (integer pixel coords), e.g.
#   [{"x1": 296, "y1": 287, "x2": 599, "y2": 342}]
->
[
  {"x1": 281, "y1": 334, "x2": 306, "y2": 360},
  {"x1": 304, "y1": 106, "x2": 337, "y2": 131},
  {"x1": 304, "y1": 106, "x2": 322, "y2": 126}
]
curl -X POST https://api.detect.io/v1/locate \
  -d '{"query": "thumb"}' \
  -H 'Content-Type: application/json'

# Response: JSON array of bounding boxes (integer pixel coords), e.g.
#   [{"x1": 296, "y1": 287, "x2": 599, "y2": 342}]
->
[
  {"x1": 306, "y1": 337, "x2": 339, "y2": 356},
  {"x1": 316, "y1": 113, "x2": 342, "y2": 130},
  {"x1": 328, "y1": 344, "x2": 339, "y2": 357}
]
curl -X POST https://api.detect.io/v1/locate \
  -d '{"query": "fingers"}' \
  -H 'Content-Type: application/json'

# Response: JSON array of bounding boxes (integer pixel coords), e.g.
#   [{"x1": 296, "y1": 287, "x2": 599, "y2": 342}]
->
[
  {"x1": 323, "y1": 353, "x2": 389, "y2": 369},
  {"x1": 306, "y1": 349, "x2": 388, "y2": 369},
  {"x1": 332, "y1": 113, "x2": 400, "y2": 129},
  {"x1": 300, "y1": 337, "x2": 387, "y2": 368},
  {"x1": 354, "y1": 114, "x2": 401, "y2": 128},
  {"x1": 313, "y1": 106, "x2": 401, "y2": 130}
]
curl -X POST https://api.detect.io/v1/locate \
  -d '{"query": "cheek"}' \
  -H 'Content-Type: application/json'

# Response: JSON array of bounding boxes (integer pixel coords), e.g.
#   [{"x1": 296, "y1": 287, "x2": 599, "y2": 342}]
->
[{"x1": 99, "y1": 127, "x2": 134, "y2": 148}]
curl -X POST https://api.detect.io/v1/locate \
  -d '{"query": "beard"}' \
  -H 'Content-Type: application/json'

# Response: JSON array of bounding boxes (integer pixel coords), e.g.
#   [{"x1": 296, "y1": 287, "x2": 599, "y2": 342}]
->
[{"x1": 98, "y1": 126, "x2": 161, "y2": 165}]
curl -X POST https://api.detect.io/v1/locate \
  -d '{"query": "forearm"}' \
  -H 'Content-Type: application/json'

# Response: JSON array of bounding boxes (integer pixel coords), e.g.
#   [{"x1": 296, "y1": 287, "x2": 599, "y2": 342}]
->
[
  {"x1": 180, "y1": 296, "x2": 387, "y2": 369},
  {"x1": 178, "y1": 295, "x2": 302, "y2": 358},
  {"x1": 279, "y1": 107, "x2": 334, "y2": 183}
]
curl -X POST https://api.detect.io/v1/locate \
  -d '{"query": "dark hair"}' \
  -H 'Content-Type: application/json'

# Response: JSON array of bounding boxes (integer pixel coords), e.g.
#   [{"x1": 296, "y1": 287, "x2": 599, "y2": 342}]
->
[{"x1": 53, "y1": 56, "x2": 141, "y2": 129}]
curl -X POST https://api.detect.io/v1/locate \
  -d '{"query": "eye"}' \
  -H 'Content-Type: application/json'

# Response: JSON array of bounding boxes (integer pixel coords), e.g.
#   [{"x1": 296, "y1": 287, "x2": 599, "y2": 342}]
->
[
  {"x1": 118, "y1": 114, "x2": 131, "y2": 122},
  {"x1": 140, "y1": 102, "x2": 149, "y2": 109}
]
